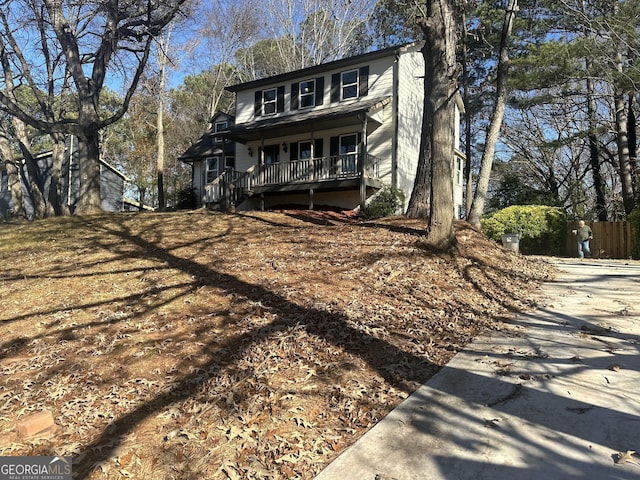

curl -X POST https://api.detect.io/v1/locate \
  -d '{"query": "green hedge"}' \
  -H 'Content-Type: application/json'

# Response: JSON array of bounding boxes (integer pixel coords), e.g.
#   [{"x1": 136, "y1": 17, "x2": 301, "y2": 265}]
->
[{"x1": 481, "y1": 205, "x2": 567, "y2": 255}]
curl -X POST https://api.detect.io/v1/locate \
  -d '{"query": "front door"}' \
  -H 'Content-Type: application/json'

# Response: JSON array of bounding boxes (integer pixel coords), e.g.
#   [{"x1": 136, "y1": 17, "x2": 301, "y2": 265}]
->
[
  {"x1": 205, "y1": 156, "x2": 219, "y2": 183},
  {"x1": 299, "y1": 141, "x2": 313, "y2": 161},
  {"x1": 262, "y1": 144, "x2": 280, "y2": 165},
  {"x1": 340, "y1": 134, "x2": 358, "y2": 174}
]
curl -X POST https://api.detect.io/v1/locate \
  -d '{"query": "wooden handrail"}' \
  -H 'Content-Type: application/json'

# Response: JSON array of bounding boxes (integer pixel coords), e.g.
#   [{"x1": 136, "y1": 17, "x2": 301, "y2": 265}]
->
[{"x1": 203, "y1": 154, "x2": 381, "y2": 204}]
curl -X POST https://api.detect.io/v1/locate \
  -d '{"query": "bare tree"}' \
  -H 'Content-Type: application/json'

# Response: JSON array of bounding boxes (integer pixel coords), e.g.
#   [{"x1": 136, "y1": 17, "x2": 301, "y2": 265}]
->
[
  {"x1": 0, "y1": 1, "x2": 189, "y2": 215},
  {"x1": 194, "y1": 0, "x2": 261, "y2": 117},
  {"x1": 155, "y1": 29, "x2": 172, "y2": 211},
  {"x1": 263, "y1": 0, "x2": 373, "y2": 70},
  {"x1": 467, "y1": 0, "x2": 518, "y2": 227}
]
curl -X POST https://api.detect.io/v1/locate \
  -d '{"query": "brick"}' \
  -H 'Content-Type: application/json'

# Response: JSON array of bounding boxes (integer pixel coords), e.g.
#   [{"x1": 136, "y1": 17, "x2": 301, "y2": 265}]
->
[{"x1": 17, "y1": 411, "x2": 55, "y2": 438}]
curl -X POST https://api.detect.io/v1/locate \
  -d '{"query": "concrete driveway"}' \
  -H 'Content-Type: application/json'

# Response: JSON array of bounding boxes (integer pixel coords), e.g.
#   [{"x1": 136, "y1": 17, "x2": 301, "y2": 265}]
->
[{"x1": 314, "y1": 258, "x2": 640, "y2": 480}]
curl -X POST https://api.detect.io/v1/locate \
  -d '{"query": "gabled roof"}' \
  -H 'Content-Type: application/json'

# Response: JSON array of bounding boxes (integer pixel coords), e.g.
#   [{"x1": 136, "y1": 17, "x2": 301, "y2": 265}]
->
[
  {"x1": 225, "y1": 43, "x2": 418, "y2": 93},
  {"x1": 179, "y1": 128, "x2": 224, "y2": 161},
  {"x1": 218, "y1": 96, "x2": 391, "y2": 144},
  {"x1": 179, "y1": 111, "x2": 236, "y2": 161}
]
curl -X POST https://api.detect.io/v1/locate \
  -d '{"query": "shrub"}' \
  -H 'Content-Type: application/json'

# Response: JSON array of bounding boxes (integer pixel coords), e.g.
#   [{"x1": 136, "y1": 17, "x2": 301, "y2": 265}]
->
[
  {"x1": 481, "y1": 205, "x2": 567, "y2": 255},
  {"x1": 361, "y1": 186, "x2": 406, "y2": 219},
  {"x1": 176, "y1": 187, "x2": 197, "y2": 209},
  {"x1": 629, "y1": 208, "x2": 640, "y2": 259}
]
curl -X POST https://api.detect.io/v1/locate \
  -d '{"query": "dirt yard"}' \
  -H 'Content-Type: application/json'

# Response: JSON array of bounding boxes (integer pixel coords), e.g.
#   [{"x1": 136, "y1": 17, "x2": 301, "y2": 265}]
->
[{"x1": 0, "y1": 210, "x2": 554, "y2": 479}]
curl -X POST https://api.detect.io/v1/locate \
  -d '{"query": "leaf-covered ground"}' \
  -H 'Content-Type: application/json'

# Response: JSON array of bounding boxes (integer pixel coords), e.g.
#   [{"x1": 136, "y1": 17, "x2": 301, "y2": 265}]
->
[{"x1": 0, "y1": 210, "x2": 555, "y2": 479}]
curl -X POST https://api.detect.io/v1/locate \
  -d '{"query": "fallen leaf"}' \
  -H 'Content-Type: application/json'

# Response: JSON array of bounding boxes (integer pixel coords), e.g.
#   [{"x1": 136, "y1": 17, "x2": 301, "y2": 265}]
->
[{"x1": 615, "y1": 450, "x2": 638, "y2": 465}]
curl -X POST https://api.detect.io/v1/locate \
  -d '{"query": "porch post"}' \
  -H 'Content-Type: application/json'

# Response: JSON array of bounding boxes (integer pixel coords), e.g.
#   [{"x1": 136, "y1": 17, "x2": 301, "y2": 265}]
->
[
  {"x1": 359, "y1": 115, "x2": 368, "y2": 209},
  {"x1": 309, "y1": 188, "x2": 314, "y2": 210}
]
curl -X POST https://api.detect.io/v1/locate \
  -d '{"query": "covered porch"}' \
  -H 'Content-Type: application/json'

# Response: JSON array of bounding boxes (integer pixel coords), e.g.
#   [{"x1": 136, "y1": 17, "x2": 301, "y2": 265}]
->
[
  {"x1": 205, "y1": 152, "x2": 383, "y2": 210},
  {"x1": 208, "y1": 96, "x2": 390, "y2": 210}
]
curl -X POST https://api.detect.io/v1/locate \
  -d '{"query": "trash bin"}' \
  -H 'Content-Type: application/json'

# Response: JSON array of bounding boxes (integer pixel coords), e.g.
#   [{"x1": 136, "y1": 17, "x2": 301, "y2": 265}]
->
[{"x1": 501, "y1": 234, "x2": 520, "y2": 254}]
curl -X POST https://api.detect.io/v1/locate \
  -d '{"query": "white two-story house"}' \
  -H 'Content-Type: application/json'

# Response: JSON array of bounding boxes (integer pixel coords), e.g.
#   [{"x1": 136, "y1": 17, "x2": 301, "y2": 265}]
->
[{"x1": 180, "y1": 43, "x2": 465, "y2": 215}]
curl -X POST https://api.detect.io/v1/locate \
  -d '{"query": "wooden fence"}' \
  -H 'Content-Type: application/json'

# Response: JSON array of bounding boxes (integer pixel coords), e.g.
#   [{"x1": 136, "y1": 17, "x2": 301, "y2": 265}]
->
[{"x1": 566, "y1": 221, "x2": 635, "y2": 259}]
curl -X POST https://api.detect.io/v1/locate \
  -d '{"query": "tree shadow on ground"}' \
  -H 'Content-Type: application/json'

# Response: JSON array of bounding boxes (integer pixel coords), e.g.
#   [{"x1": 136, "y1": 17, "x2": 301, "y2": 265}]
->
[
  {"x1": 0, "y1": 212, "x2": 548, "y2": 478},
  {"x1": 69, "y1": 216, "x2": 441, "y2": 478}
]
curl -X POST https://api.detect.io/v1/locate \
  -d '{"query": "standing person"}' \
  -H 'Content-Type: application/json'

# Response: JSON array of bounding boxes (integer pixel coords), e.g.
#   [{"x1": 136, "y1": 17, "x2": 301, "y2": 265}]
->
[{"x1": 572, "y1": 220, "x2": 593, "y2": 259}]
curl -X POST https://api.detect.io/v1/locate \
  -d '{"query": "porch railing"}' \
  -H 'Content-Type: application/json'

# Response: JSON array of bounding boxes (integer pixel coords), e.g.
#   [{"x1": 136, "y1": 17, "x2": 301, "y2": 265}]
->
[{"x1": 204, "y1": 153, "x2": 380, "y2": 205}]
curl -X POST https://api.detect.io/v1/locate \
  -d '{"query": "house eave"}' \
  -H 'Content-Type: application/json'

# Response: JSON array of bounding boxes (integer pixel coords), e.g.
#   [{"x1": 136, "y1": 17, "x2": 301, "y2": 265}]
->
[
  {"x1": 225, "y1": 43, "x2": 418, "y2": 93},
  {"x1": 219, "y1": 96, "x2": 391, "y2": 144}
]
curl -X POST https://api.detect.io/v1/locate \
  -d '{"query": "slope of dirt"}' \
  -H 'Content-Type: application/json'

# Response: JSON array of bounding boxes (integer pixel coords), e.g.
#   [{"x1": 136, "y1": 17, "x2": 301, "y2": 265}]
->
[{"x1": 0, "y1": 210, "x2": 555, "y2": 479}]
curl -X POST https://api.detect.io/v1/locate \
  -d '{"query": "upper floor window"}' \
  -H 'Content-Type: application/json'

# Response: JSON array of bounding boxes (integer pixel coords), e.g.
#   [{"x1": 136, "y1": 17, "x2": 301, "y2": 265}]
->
[
  {"x1": 331, "y1": 66, "x2": 369, "y2": 103},
  {"x1": 214, "y1": 120, "x2": 227, "y2": 142},
  {"x1": 341, "y1": 70, "x2": 359, "y2": 99},
  {"x1": 263, "y1": 88, "x2": 277, "y2": 115},
  {"x1": 291, "y1": 77, "x2": 324, "y2": 110},
  {"x1": 300, "y1": 80, "x2": 315, "y2": 108},
  {"x1": 254, "y1": 86, "x2": 285, "y2": 117}
]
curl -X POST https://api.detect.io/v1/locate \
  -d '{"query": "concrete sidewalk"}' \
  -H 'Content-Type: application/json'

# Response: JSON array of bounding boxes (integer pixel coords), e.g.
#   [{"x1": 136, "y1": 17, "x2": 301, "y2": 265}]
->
[{"x1": 314, "y1": 258, "x2": 640, "y2": 480}]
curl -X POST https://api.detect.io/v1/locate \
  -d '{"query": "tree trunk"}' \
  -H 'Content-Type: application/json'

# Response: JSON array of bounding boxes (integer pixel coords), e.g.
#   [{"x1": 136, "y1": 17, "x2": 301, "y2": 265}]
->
[
  {"x1": 406, "y1": 44, "x2": 433, "y2": 220},
  {"x1": 468, "y1": 0, "x2": 518, "y2": 228},
  {"x1": 157, "y1": 90, "x2": 166, "y2": 211},
  {"x1": 629, "y1": 95, "x2": 638, "y2": 204},
  {"x1": 586, "y1": 71, "x2": 607, "y2": 221},
  {"x1": 406, "y1": 0, "x2": 455, "y2": 226},
  {"x1": 425, "y1": 15, "x2": 455, "y2": 247},
  {"x1": 0, "y1": 130, "x2": 25, "y2": 218},
  {"x1": 614, "y1": 88, "x2": 635, "y2": 215},
  {"x1": 461, "y1": 12, "x2": 473, "y2": 218},
  {"x1": 49, "y1": 132, "x2": 70, "y2": 216},
  {"x1": 139, "y1": 187, "x2": 146, "y2": 212},
  {"x1": 75, "y1": 131, "x2": 103, "y2": 215},
  {"x1": 156, "y1": 29, "x2": 172, "y2": 211},
  {"x1": 409, "y1": 0, "x2": 458, "y2": 248},
  {"x1": 13, "y1": 118, "x2": 52, "y2": 219}
]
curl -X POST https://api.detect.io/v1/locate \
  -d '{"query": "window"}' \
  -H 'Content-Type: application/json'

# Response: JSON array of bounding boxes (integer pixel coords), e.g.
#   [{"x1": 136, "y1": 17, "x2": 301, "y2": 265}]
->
[
  {"x1": 340, "y1": 134, "x2": 358, "y2": 173},
  {"x1": 300, "y1": 80, "x2": 315, "y2": 108},
  {"x1": 341, "y1": 70, "x2": 358, "y2": 100},
  {"x1": 331, "y1": 66, "x2": 369, "y2": 103},
  {"x1": 214, "y1": 121, "x2": 227, "y2": 142},
  {"x1": 455, "y1": 157, "x2": 463, "y2": 185},
  {"x1": 291, "y1": 77, "x2": 324, "y2": 110},
  {"x1": 262, "y1": 88, "x2": 277, "y2": 115},
  {"x1": 206, "y1": 157, "x2": 219, "y2": 183},
  {"x1": 298, "y1": 141, "x2": 313, "y2": 160},
  {"x1": 255, "y1": 86, "x2": 285, "y2": 116},
  {"x1": 261, "y1": 145, "x2": 280, "y2": 165}
]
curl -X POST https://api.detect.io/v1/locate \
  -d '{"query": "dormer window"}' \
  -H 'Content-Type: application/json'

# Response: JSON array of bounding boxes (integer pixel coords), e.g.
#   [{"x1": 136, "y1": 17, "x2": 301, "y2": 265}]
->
[{"x1": 214, "y1": 120, "x2": 227, "y2": 142}]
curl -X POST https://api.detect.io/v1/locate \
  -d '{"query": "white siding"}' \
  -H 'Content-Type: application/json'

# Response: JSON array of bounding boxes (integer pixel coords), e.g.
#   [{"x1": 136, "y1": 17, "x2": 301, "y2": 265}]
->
[
  {"x1": 395, "y1": 49, "x2": 425, "y2": 210},
  {"x1": 233, "y1": 55, "x2": 398, "y2": 179},
  {"x1": 395, "y1": 48, "x2": 465, "y2": 217},
  {"x1": 235, "y1": 56, "x2": 396, "y2": 126}
]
